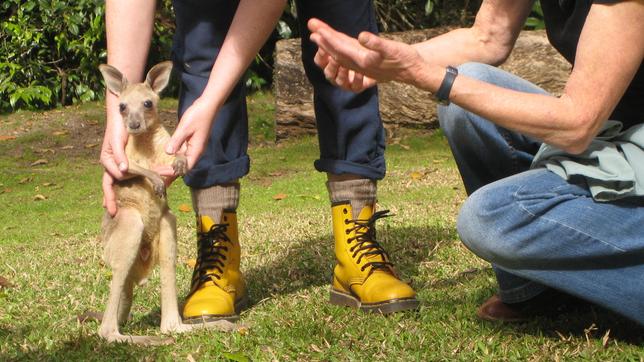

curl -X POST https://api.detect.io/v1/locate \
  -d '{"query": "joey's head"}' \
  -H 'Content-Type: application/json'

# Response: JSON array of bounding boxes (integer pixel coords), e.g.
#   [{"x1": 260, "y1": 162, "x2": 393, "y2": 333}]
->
[{"x1": 99, "y1": 61, "x2": 173, "y2": 135}]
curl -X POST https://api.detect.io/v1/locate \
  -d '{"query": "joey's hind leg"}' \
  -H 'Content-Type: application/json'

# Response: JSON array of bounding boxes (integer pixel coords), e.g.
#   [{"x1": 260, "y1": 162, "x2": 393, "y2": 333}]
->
[
  {"x1": 158, "y1": 211, "x2": 184, "y2": 333},
  {"x1": 99, "y1": 208, "x2": 173, "y2": 346},
  {"x1": 117, "y1": 277, "x2": 135, "y2": 325},
  {"x1": 99, "y1": 208, "x2": 143, "y2": 341}
]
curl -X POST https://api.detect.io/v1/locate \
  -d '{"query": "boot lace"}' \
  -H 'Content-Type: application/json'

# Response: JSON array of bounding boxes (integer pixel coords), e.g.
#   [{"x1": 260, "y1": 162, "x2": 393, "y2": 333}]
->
[
  {"x1": 345, "y1": 209, "x2": 394, "y2": 273},
  {"x1": 189, "y1": 223, "x2": 230, "y2": 294}
]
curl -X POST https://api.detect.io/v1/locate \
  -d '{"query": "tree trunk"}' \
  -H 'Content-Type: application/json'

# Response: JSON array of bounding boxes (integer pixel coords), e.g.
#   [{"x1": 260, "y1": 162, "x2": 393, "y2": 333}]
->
[{"x1": 273, "y1": 29, "x2": 570, "y2": 141}]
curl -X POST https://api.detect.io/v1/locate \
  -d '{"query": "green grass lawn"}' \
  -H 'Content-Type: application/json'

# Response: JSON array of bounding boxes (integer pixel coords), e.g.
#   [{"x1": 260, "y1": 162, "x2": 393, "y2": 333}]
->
[{"x1": 0, "y1": 93, "x2": 642, "y2": 361}]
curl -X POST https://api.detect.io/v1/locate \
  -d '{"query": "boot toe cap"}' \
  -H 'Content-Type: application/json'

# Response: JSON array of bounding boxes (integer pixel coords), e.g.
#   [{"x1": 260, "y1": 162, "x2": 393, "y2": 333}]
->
[{"x1": 183, "y1": 287, "x2": 236, "y2": 319}]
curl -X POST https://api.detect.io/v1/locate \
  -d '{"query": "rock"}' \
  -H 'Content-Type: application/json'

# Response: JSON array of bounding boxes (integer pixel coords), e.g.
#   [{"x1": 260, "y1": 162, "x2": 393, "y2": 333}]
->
[{"x1": 273, "y1": 29, "x2": 570, "y2": 140}]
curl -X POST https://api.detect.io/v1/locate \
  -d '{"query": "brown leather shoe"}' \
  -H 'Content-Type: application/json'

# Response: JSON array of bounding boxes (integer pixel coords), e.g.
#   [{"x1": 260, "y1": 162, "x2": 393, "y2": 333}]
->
[
  {"x1": 476, "y1": 295, "x2": 530, "y2": 322},
  {"x1": 477, "y1": 290, "x2": 590, "y2": 322}
]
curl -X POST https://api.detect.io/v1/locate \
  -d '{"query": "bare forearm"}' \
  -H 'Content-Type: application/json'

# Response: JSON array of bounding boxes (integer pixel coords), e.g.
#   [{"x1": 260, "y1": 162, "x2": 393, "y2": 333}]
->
[
  {"x1": 413, "y1": 0, "x2": 533, "y2": 67},
  {"x1": 447, "y1": 73, "x2": 588, "y2": 152},
  {"x1": 198, "y1": 0, "x2": 286, "y2": 110},
  {"x1": 105, "y1": 0, "x2": 156, "y2": 122},
  {"x1": 414, "y1": 1, "x2": 643, "y2": 154},
  {"x1": 412, "y1": 28, "x2": 503, "y2": 67}
]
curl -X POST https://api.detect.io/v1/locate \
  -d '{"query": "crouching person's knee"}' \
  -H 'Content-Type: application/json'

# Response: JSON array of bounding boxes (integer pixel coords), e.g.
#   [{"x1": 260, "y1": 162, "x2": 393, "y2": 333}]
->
[{"x1": 456, "y1": 184, "x2": 518, "y2": 267}]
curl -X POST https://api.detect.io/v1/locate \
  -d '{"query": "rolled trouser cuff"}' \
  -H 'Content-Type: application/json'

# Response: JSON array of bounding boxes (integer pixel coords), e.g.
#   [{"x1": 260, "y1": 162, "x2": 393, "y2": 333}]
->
[{"x1": 315, "y1": 157, "x2": 385, "y2": 181}]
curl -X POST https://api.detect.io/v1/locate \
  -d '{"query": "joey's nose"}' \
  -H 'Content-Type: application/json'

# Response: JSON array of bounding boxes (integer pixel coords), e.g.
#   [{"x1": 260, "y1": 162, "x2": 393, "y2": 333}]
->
[{"x1": 129, "y1": 122, "x2": 141, "y2": 130}]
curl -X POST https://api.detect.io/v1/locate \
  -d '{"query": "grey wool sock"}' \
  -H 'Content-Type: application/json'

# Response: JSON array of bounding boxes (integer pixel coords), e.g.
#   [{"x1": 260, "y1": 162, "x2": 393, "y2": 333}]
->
[
  {"x1": 190, "y1": 182, "x2": 240, "y2": 224},
  {"x1": 326, "y1": 179, "x2": 377, "y2": 219}
]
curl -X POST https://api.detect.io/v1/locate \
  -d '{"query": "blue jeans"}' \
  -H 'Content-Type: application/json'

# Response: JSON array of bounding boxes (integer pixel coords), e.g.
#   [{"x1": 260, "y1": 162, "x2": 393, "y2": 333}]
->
[
  {"x1": 438, "y1": 63, "x2": 644, "y2": 325},
  {"x1": 172, "y1": 0, "x2": 386, "y2": 188}
]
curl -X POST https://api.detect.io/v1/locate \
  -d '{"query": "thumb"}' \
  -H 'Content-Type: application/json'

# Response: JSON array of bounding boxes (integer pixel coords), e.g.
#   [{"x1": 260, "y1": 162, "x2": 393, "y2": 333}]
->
[
  {"x1": 307, "y1": 18, "x2": 331, "y2": 33},
  {"x1": 166, "y1": 125, "x2": 186, "y2": 155},
  {"x1": 112, "y1": 138, "x2": 129, "y2": 172},
  {"x1": 358, "y1": 32, "x2": 387, "y2": 53}
]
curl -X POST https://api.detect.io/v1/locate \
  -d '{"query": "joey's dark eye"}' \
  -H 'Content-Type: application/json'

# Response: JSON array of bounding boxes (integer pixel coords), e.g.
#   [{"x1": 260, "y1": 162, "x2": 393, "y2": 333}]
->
[
  {"x1": 143, "y1": 100, "x2": 153, "y2": 109},
  {"x1": 119, "y1": 103, "x2": 126, "y2": 112}
]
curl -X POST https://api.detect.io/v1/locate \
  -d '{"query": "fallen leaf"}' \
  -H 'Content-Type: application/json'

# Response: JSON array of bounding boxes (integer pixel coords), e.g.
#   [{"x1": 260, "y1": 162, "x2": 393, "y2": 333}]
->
[
  {"x1": 42, "y1": 182, "x2": 56, "y2": 187},
  {"x1": 410, "y1": 171, "x2": 423, "y2": 181},
  {"x1": 86, "y1": 120, "x2": 99, "y2": 126},
  {"x1": 186, "y1": 354, "x2": 197, "y2": 362},
  {"x1": 272, "y1": 193, "x2": 287, "y2": 200},
  {"x1": 36, "y1": 148, "x2": 55, "y2": 154},
  {"x1": 268, "y1": 171, "x2": 284, "y2": 177},
  {"x1": 61, "y1": 145, "x2": 74, "y2": 150},
  {"x1": 84, "y1": 143, "x2": 99, "y2": 149},
  {"x1": 0, "y1": 135, "x2": 16, "y2": 141},
  {"x1": 237, "y1": 326, "x2": 250, "y2": 336},
  {"x1": 178, "y1": 204, "x2": 192, "y2": 213},
  {"x1": 33, "y1": 194, "x2": 47, "y2": 201},
  {"x1": 77, "y1": 310, "x2": 103, "y2": 324},
  {"x1": 186, "y1": 259, "x2": 196, "y2": 268},
  {"x1": 399, "y1": 143, "x2": 410, "y2": 150},
  {"x1": 18, "y1": 177, "x2": 33, "y2": 184},
  {"x1": 1, "y1": 188, "x2": 12, "y2": 194},
  {"x1": 296, "y1": 194, "x2": 321, "y2": 200},
  {"x1": 52, "y1": 130, "x2": 68, "y2": 136},
  {"x1": 0, "y1": 276, "x2": 14, "y2": 288},
  {"x1": 30, "y1": 159, "x2": 48, "y2": 166}
]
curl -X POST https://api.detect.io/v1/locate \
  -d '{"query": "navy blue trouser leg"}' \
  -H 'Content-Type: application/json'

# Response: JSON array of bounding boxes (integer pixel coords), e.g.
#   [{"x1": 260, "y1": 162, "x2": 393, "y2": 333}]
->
[
  {"x1": 172, "y1": 0, "x2": 249, "y2": 188},
  {"x1": 296, "y1": 0, "x2": 386, "y2": 179},
  {"x1": 172, "y1": 0, "x2": 386, "y2": 187}
]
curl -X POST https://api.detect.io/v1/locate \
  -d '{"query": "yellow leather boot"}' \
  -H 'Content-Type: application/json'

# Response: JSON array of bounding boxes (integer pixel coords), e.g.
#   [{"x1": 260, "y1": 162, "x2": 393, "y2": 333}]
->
[
  {"x1": 330, "y1": 201, "x2": 419, "y2": 313},
  {"x1": 183, "y1": 210, "x2": 248, "y2": 322}
]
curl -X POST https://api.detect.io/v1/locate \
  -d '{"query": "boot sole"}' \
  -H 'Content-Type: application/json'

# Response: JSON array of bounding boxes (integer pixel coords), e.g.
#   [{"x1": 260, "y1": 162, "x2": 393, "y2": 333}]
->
[
  {"x1": 182, "y1": 294, "x2": 250, "y2": 324},
  {"x1": 329, "y1": 288, "x2": 420, "y2": 314}
]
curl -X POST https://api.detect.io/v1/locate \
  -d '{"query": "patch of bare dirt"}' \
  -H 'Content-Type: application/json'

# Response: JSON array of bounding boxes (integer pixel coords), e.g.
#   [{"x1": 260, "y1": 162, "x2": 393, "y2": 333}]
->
[{"x1": 1, "y1": 104, "x2": 178, "y2": 162}]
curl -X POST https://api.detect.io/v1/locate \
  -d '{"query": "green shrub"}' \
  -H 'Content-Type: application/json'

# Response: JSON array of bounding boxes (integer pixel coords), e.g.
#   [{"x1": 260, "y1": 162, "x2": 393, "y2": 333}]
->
[
  {"x1": 0, "y1": 0, "x2": 174, "y2": 113},
  {"x1": 2, "y1": 0, "x2": 543, "y2": 113}
]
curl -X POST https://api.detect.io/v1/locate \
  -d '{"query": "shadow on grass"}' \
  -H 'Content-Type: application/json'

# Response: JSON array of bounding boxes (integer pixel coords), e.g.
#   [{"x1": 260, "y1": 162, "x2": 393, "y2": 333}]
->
[
  {"x1": 1, "y1": 333, "x2": 164, "y2": 361},
  {"x1": 243, "y1": 221, "x2": 644, "y2": 345},
  {"x1": 242, "y1": 223, "x2": 454, "y2": 303}
]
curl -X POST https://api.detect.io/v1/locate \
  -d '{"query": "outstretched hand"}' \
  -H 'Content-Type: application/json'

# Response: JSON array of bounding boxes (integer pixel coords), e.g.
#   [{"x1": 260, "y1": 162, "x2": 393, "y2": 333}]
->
[{"x1": 308, "y1": 18, "x2": 427, "y2": 90}]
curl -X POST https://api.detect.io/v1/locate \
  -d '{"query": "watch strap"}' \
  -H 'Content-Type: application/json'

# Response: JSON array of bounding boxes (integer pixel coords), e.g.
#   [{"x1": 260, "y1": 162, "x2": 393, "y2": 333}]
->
[{"x1": 435, "y1": 66, "x2": 458, "y2": 105}]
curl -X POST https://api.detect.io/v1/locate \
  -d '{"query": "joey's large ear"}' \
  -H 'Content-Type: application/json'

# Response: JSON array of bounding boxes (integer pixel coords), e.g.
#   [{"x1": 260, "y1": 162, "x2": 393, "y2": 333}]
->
[
  {"x1": 145, "y1": 61, "x2": 173, "y2": 94},
  {"x1": 98, "y1": 64, "x2": 128, "y2": 96}
]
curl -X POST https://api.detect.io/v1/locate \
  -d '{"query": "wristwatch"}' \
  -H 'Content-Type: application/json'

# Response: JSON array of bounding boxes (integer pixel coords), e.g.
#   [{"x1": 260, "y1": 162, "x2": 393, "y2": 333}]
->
[{"x1": 435, "y1": 66, "x2": 458, "y2": 106}]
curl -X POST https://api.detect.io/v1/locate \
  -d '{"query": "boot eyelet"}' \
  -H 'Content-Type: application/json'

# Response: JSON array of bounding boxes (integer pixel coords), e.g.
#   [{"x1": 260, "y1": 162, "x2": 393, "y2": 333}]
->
[
  {"x1": 345, "y1": 229, "x2": 350, "y2": 235},
  {"x1": 343, "y1": 208, "x2": 348, "y2": 214},
  {"x1": 344, "y1": 219, "x2": 349, "y2": 224}
]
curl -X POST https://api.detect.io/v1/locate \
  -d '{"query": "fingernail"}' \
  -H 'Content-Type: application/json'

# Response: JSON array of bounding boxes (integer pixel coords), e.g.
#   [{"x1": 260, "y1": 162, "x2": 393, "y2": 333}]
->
[
  {"x1": 166, "y1": 145, "x2": 174, "y2": 154},
  {"x1": 119, "y1": 162, "x2": 127, "y2": 171}
]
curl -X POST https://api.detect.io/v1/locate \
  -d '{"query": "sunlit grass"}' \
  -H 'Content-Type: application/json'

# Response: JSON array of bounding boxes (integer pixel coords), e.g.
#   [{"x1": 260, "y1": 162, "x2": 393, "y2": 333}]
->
[{"x1": 0, "y1": 95, "x2": 642, "y2": 361}]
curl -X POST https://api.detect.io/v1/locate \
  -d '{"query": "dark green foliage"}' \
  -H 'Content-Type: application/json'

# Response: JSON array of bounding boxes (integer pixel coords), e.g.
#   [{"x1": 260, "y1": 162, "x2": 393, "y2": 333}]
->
[
  {"x1": 1, "y1": 0, "x2": 544, "y2": 112},
  {"x1": 525, "y1": 1, "x2": 546, "y2": 30},
  {"x1": 0, "y1": 0, "x2": 175, "y2": 113}
]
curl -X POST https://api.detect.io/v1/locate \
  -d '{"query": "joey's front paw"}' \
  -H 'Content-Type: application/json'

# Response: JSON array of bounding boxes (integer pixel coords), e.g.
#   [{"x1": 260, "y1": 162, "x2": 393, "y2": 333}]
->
[
  {"x1": 172, "y1": 156, "x2": 188, "y2": 176},
  {"x1": 152, "y1": 178, "x2": 167, "y2": 199}
]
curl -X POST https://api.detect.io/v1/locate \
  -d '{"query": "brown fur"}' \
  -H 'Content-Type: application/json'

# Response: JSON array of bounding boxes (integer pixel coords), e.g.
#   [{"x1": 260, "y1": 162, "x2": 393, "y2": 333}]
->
[{"x1": 98, "y1": 62, "x2": 236, "y2": 345}]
